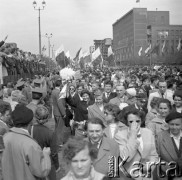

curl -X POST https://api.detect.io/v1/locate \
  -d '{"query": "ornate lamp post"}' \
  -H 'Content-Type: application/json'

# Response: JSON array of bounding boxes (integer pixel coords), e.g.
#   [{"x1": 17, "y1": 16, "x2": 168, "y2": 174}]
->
[{"x1": 33, "y1": 0, "x2": 46, "y2": 58}]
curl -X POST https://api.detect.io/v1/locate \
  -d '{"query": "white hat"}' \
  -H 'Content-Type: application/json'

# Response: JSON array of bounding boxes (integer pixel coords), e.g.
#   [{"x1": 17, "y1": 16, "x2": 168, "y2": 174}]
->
[{"x1": 126, "y1": 88, "x2": 137, "y2": 97}]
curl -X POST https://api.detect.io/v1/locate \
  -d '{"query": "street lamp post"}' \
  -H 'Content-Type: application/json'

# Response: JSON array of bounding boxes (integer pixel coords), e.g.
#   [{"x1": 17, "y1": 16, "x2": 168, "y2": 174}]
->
[
  {"x1": 50, "y1": 44, "x2": 54, "y2": 59},
  {"x1": 45, "y1": 33, "x2": 53, "y2": 58},
  {"x1": 33, "y1": 0, "x2": 46, "y2": 59}
]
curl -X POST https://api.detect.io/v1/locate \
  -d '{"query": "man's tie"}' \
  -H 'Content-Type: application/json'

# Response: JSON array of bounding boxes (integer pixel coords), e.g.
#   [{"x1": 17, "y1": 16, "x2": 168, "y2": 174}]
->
[
  {"x1": 106, "y1": 93, "x2": 110, "y2": 99},
  {"x1": 161, "y1": 92, "x2": 164, "y2": 98}
]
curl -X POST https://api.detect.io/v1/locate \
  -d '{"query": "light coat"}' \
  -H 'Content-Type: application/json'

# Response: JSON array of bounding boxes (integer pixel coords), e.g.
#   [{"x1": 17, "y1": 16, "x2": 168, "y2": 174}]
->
[
  {"x1": 156, "y1": 130, "x2": 182, "y2": 180},
  {"x1": 115, "y1": 128, "x2": 159, "y2": 180},
  {"x1": 2, "y1": 127, "x2": 51, "y2": 180},
  {"x1": 88, "y1": 104, "x2": 106, "y2": 126}
]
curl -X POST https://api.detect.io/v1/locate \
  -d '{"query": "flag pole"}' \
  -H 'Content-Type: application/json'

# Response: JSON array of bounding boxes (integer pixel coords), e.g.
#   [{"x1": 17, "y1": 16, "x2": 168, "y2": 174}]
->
[
  {"x1": 150, "y1": 53, "x2": 152, "y2": 67},
  {"x1": 64, "y1": 53, "x2": 66, "y2": 67}
]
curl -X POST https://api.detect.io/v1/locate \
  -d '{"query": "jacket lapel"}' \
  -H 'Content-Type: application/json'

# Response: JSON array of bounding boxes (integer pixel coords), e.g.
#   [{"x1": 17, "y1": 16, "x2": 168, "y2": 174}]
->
[
  {"x1": 162, "y1": 132, "x2": 178, "y2": 160},
  {"x1": 104, "y1": 127, "x2": 111, "y2": 139},
  {"x1": 95, "y1": 137, "x2": 110, "y2": 164},
  {"x1": 92, "y1": 104, "x2": 105, "y2": 120}
]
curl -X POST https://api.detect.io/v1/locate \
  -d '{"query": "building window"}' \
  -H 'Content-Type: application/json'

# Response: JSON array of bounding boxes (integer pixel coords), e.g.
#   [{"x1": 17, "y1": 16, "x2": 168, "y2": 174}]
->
[
  {"x1": 171, "y1": 30, "x2": 174, "y2": 35},
  {"x1": 176, "y1": 30, "x2": 179, "y2": 35}
]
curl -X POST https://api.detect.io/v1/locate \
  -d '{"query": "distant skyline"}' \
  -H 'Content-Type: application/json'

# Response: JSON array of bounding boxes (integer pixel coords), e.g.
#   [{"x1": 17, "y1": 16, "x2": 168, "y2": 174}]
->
[{"x1": 0, "y1": 0, "x2": 182, "y2": 57}]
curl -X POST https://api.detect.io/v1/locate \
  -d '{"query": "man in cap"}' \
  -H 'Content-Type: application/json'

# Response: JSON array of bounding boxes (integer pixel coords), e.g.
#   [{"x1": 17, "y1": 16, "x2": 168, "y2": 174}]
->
[
  {"x1": 26, "y1": 87, "x2": 44, "y2": 115},
  {"x1": 2, "y1": 105, "x2": 51, "y2": 180}
]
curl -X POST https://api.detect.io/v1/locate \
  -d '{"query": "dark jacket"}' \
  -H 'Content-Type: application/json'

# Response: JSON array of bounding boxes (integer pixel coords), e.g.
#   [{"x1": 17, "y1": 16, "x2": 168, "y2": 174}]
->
[
  {"x1": 51, "y1": 88, "x2": 65, "y2": 117},
  {"x1": 102, "y1": 92, "x2": 117, "y2": 104},
  {"x1": 28, "y1": 124, "x2": 59, "y2": 180},
  {"x1": 66, "y1": 96, "x2": 94, "y2": 122}
]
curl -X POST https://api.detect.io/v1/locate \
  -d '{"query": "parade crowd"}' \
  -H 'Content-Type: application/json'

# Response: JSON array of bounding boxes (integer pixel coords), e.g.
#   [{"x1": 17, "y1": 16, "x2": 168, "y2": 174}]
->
[
  {"x1": 0, "y1": 36, "x2": 47, "y2": 83},
  {"x1": 0, "y1": 51, "x2": 182, "y2": 180}
]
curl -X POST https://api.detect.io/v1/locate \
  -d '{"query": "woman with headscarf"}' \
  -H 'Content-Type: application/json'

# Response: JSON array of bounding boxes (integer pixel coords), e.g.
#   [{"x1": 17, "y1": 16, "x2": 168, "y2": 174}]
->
[{"x1": 156, "y1": 111, "x2": 182, "y2": 180}]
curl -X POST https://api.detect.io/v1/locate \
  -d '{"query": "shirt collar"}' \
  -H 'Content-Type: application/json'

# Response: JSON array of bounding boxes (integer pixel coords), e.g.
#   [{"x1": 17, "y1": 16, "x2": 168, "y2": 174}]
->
[
  {"x1": 19, "y1": 128, "x2": 29, "y2": 135},
  {"x1": 68, "y1": 165, "x2": 95, "y2": 180},
  {"x1": 170, "y1": 131, "x2": 182, "y2": 140}
]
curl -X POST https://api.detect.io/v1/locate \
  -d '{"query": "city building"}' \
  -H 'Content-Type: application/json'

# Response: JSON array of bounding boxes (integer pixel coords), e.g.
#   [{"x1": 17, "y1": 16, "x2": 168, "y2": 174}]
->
[
  {"x1": 94, "y1": 38, "x2": 113, "y2": 61},
  {"x1": 113, "y1": 8, "x2": 182, "y2": 65}
]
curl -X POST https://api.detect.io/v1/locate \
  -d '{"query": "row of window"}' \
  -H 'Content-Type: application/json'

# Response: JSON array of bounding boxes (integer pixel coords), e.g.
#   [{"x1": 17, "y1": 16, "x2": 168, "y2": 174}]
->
[{"x1": 157, "y1": 30, "x2": 182, "y2": 35}]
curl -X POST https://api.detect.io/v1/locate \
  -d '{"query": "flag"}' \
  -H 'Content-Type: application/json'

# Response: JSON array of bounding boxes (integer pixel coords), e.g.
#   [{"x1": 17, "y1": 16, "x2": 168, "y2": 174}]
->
[
  {"x1": 65, "y1": 51, "x2": 70, "y2": 58},
  {"x1": 177, "y1": 38, "x2": 181, "y2": 51},
  {"x1": 107, "y1": 46, "x2": 114, "y2": 64},
  {"x1": 55, "y1": 45, "x2": 68, "y2": 68},
  {"x1": 161, "y1": 41, "x2": 166, "y2": 53},
  {"x1": 91, "y1": 47, "x2": 103, "y2": 67},
  {"x1": 151, "y1": 44, "x2": 160, "y2": 55},
  {"x1": 78, "y1": 49, "x2": 83, "y2": 63},
  {"x1": 73, "y1": 48, "x2": 82, "y2": 62},
  {"x1": 55, "y1": 45, "x2": 64, "y2": 57},
  {"x1": 145, "y1": 44, "x2": 151, "y2": 54},
  {"x1": 79, "y1": 51, "x2": 91, "y2": 69},
  {"x1": 42, "y1": 45, "x2": 46, "y2": 52},
  {"x1": 138, "y1": 47, "x2": 142, "y2": 56},
  {"x1": 59, "y1": 84, "x2": 67, "y2": 99},
  {"x1": 108, "y1": 46, "x2": 113, "y2": 57}
]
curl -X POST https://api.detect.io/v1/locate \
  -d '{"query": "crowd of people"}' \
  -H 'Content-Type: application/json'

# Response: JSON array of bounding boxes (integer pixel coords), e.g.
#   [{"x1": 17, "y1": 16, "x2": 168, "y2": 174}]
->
[
  {"x1": 0, "y1": 63, "x2": 182, "y2": 180},
  {"x1": 0, "y1": 36, "x2": 54, "y2": 83}
]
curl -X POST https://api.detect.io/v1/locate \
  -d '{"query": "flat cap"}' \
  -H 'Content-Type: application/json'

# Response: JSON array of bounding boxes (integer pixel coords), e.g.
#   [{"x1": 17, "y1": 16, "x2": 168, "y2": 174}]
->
[{"x1": 165, "y1": 111, "x2": 182, "y2": 123}]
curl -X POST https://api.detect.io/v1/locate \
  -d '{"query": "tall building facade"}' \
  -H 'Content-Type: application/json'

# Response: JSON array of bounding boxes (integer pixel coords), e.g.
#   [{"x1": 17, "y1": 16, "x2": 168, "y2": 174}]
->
[
  {"x1": 94, "y1": 38, "x2": 112, "y2": 61},
  {"x1": 113, "y1": 8, "x2": 182, "y2": 64}
]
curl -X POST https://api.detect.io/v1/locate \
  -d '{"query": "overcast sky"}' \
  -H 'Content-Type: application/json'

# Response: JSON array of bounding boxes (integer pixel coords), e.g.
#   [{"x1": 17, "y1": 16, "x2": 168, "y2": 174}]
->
[{"x1": 0, "y1": 0, "x2": 181, "y2": 57}]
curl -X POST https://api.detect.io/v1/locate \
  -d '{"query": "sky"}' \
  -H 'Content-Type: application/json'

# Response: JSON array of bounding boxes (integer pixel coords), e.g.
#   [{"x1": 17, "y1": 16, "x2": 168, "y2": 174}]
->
[{"x1": 0, "y1": 0, "x2": 182, "y2": 58}]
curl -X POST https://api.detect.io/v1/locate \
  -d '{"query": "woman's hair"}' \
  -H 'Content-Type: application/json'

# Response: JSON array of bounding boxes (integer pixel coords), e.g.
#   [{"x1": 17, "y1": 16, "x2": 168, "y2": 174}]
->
[
  {"x1": 86, "y1": 117, "x2": 105, "y2": 130},
  {"x1": 150, "y1": 97, "x2": 162, "y2": 109},
  {"x1": 104, "y1": 104, "x2": 120, "y2": 122},
  {"x1": 76, "y1": 83, "x2": 84, "y2": 89},
  {"x1": 0, "y1": 103, "x2": 11, "y2": 116},
  {"x1": 35, "y1": 105, "x2": 49, "y2": 125},
  {"x1": 123, "y1": 108, "x2": 145, "y2": 127},
  {"x1": 80, "y1": 89, "x2": 90, "y2": 97},
  {"x1": 62, "y1": 136, "x2": 98, "y2": 163},
  {"x1": 11, "y1": 90, "x2": 21, "y2": 102},
  {"x1": 157, "y1": 99, "x2": 172, "y2": 110}
]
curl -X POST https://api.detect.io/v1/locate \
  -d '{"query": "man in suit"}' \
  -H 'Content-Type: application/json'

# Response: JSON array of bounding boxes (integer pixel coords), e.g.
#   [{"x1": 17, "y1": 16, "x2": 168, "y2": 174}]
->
[
  {"x1": 51, "y1": 79, "x2": 66, "y2": 146},
  {"x1": 102, "y1": 80, "x2": 117, "y2": 104},
  {"x1": 115, "y1": 109, "x2": 159, "y2": 180},
  {"x1": 109, "y1": 85, "x2": 128, "y2": 110},
  {"x1": 147, "y1": 79, "x2": 174, "y2": 111},
  {"x1": 90, "y1": 81, "x2": 100, "y2": 102},
  {"x1": 88, "y1": 90, "x2": 106, "y2": 126},
  {"x1": 86, "y1": 118, "x2": 120, "y2": 176}
]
